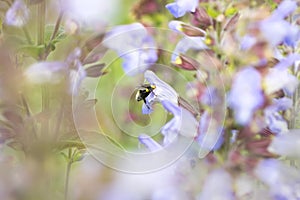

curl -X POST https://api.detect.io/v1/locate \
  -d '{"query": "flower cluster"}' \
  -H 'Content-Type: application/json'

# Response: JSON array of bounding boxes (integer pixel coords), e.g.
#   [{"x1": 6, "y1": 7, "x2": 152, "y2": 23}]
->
[{"x1": 1, "y1": 0, "x2": 300, "y2": 199}]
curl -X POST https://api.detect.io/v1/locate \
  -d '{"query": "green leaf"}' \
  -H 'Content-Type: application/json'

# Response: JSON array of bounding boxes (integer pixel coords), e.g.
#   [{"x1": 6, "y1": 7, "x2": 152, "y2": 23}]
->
[
  {"x1": 72, "y1": 150, "x2": 87, "y2": 162},
  {"x1": 44, "y1": 25, "x2": 66, "y2": 44},
  {"x1": 60, "y1": 152, "x2": 69, "y2": 162},
  {"x1": 18, "y1": 45, "x2": 45, "y2": 60}
]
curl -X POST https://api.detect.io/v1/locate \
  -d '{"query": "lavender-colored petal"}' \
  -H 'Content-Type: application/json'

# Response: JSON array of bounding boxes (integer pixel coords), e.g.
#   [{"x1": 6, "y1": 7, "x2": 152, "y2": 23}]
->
[
  {"x1": 271, "y1": 0, "x2": 297, "y2": 20},
  {"x1": 161, "y1": 100, "x2": 198, "y2": 144},
  {"x1": 198, "y1": 169, "x2": 234, "y2": 200},
  {"x1": 166, "y1": 3, "x2": 186, "y2": 18},
  {"x1": 161, "y1": 118, "x2": 180, "y2": 145},
  {"x1": 240, "y1": 35, "x2": 256, "y2": 50},
  {"x1": 144, "y1": 70, "x2": 178, "y2": 106},
  {"x1": 260, "y1": 19, "x2": 290, "y2": 46},
  {"x1": 25, "y1": 62, "x2": 67, "y2": 84},
  {"x1": 273, "y1": 53, "x2": 300, "y2": 70},
  {"x1": 138, "y1": 134, "x2": 163, "y2": 152},
  {"x1": 268, "y1": 129, "x2": 300, "y2": 157},
  {"x1": 197, "y1": 111, "x2": 224, "y2": 158},
  {"x1": 5, "y1": 0, "x2": 29, "y2": 27},
  {"x1": 283, "y1": 25, "x2": 300, "y2": 47},
  {"x1": 228, "y1": 67, "x2": 264, "y2": 125},
  {"x1": 266, "y1": 112, "x2": 288, "y2": 134},
  {"x1": 264, "y1": 98, "x2": 290, "y2": 135},
  {"x1": 69, "y1": 65, "x2": 86, "y2": 95},
  {"x1": 264, "y1": 68, "x2": 298, "y2": 96},
  {"x1": 103, "y1": 23, "x2": 157, "y2": 76},
  {"x1": 171, "y1": 37, "x2": 208, "y2": 62},
  {"x1": 255, "y1": 159, "x2": 281, "y2": 186},
  {"x1": 200, "y1": 86, "x2": 222, "y2": 106},
  {"x1": 272, "y1": 97, "x2": 293, "y2": 111},
  {"x1": 166, "y1": 0, "x2": 198, "y2": 18},
  {"x1": 255, "y1": 159, "x2": 300, "y2": 199}
]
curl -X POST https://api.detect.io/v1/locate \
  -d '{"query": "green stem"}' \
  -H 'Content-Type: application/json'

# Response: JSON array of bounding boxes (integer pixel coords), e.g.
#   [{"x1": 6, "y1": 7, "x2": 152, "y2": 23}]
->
[
  {"x1": 41, "y1": 85, "x2": 49, "y2": 135},
  {"x1": 43, "y1": 10, "x2": 64, "y2": 60},
  {"x1": 53, "y1": 97, "x2": 65, "y2": 141},
  {"x1": 50, "y1": 11, "x2": 64, "y2": 42},
  {"x1": 64, "y1": 149, "x2": 73, "y2": 200},
  {"x1": 20, "y1": 93, "x2": 38, "y2": 139},
  {"x1": 22, "y1": 27, "x2": 33, "y2": 45},
  {"x1": 37, "y1": 1, "x2": 46, "y2": 46}
]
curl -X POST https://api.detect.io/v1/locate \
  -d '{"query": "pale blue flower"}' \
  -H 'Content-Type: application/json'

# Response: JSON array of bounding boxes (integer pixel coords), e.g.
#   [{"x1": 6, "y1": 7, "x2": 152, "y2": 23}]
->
[
  {"x1": 200, "y1": 86, "x2": 223, "y2": 107},
  {"x1": 264, "y1": 54, "x2": 300, "y2": 96},
  {"x1": 5, "y1": 0, "x2": 29, "y2": 27},
  {"x1": 161, "y1": 100, "x2": 198, "y2": 145},
  {"x1": 228, "y1": 67, "x2": 264, "y2": 125},
  {"x1": 103, "y1": 23, "x2": 157, "y2": 76},
  {"x1": 196, "y1": 111, "x2": 224, "y2": 158},
  {"x1": 268, "y1": 129, "x2": 300, "y2": 157},
  {"x1": 264, "y1": 97, "x2": 291, "y2": 135},
  {"x1": 25, "y1": 62, "x2": 67, "y2": 84},
  {"x1": 240, "y1": 35, "x2": 256, "y2": 50},
  {"x1": 166, "y1": 0, "x2": 198, "y2": 18},
  {"x1": 255, "y1": 159, "x2": 300, "y2": 200},
  {"x1": 260, "y1": 0, "x2": 299, "y2": 47},
  {"x1": 197, "y1": 169, "x2": 234, "y2": 200},
  {"x1": 142, "y1": 70, "x2": 178, "y2": 114},
  {"x1": 25, "y1": 48, "x2": 86, "y2": 95},
  {"x1": 271, "y1": 0, "x2": 297, "y2": 20}
]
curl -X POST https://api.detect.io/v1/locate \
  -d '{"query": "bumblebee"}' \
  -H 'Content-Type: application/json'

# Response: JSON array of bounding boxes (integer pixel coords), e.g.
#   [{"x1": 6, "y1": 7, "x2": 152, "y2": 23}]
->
[{"x1": 135, "y1": 84, "x2": 156, "y2": 105}]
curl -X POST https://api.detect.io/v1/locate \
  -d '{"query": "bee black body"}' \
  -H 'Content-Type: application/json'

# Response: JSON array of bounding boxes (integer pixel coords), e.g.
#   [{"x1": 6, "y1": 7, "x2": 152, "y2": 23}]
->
[{"x1": 135, "y1": 84, "x2": 156, "y2": 106}]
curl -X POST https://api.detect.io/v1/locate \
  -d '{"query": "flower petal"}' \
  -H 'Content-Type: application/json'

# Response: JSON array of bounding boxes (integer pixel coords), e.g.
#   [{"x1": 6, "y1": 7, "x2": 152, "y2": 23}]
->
[
  {"x1": 5, "y1": 0, "x2": 29, "y2": 27},
  {"x1": 103, "y1": 23, "x2": 157, "y2": 76},
  {"x1": 255, "y1": 159, "x2": 300, "y2": 199},
  {"x1": 143, "y1": 70, "x2": 178, "y2": 112},
  {"x1": 268, "y1": 129, "x2": 300, "y2": 158},
  {"x1": 25, "y1": 62, "x2": 67, "y2": 84},
  {"x1": 198, "y1": 169, "x2": 234, "y2": 200},
  {"x1": 171, "y1": 37, "x2": 207, "y2": 63},
  {"x1": 138, "y1": 134, "x2": 163, "y2": 152},
  {"x1": 161, "y1": 100, "x2": 198, "y2": 144},
  {"x1": 166, "y1": 0, "x2": 198, "y2": 18},
  {"x1": 228, "y1": 67, "x2": 264, "y2": 125}
]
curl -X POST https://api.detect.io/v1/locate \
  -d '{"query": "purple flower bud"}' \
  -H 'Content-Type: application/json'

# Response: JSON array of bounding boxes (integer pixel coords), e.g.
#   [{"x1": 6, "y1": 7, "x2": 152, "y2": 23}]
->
[
  {"x1": 5, "y1": 0, "x2": 29, "y2": 27},
  {"x1": 168, "y1": 20, "x2": 206, "y2": 37}
]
